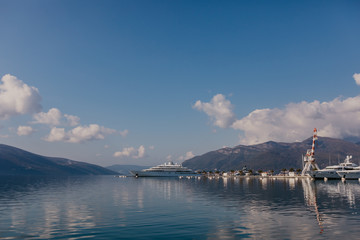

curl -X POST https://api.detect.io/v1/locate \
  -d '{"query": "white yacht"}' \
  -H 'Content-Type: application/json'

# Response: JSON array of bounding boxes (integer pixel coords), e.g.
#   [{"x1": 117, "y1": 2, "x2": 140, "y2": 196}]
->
[
  {"x1": 337, "y1": 166, "x2": 360, "y2": 180},
  {"x1": 311, "y1": 155, "x2": 358, "y2": 179},
  {"x1": 130, "y1": 161, "x2": 199, "y2": 177}
]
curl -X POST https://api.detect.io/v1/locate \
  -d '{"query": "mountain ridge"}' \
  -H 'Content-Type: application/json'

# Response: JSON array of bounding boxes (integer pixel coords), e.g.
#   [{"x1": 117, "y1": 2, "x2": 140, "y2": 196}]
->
[
  {"x1": 0, "y1": 144, "x2": 117, "y2": 176},
  {"x1": 182, "y1": 137, "x2": 360, "y2": 171}
]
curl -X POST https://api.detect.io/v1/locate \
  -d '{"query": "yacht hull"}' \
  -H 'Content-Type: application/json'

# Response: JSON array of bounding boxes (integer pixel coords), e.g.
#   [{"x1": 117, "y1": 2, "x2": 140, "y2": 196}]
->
[
  {"x1": 311, "y1": 171, "x2": 341, "y2": 179},
  {"x1": 337, "y1": 170, "x2": 360, "y2": 180}
]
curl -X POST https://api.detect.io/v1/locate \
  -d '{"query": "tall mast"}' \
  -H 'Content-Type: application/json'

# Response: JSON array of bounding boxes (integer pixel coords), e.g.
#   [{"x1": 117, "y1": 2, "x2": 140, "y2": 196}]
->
[{"x1": 310, "y1": 128, "x2": 318, "y2": 160}]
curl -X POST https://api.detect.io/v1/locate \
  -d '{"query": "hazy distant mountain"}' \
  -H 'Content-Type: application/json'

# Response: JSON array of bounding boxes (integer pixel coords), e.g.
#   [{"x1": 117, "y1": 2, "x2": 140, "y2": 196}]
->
[
  {"x1": 106, "y1": 164, "x2": 150, "y2": 175},
  {"x1": 182, "y1": 137, "x2": 360, "y2": 171},
  {"x1": 343, "y1": 136, "x2": 360, "y2": 144},
  {"x1": 0, "y1": 144, "x2": 117, "y2": 176}
]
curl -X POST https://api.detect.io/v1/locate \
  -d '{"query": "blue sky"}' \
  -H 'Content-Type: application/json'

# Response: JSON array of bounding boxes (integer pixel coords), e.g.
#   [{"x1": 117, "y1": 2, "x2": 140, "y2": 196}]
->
[{"x1": 1, "y1": 0, "x2": 360, "y2": 166}]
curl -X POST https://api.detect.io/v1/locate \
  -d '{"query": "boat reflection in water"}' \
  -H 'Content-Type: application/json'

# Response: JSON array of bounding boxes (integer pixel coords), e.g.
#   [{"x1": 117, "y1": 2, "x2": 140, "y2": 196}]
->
[
  {"x1": 302, "y1": 179, "x2": 324, "y2": 234},
  {"x1": 301, "y1": 177, "x2": 360, "y2": 235},
  {"x1": 2, "y1": 176, "x2": 360, "y2": 239},
  {"x1": 182, "y1": 176, "x2": 360, "y2": 238}
]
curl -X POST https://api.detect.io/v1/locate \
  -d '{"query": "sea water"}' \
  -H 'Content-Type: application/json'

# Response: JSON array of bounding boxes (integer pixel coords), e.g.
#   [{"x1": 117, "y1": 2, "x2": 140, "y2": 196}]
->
[{"x1": 0, "y1": 176, "x2": 360, "y2": 239}]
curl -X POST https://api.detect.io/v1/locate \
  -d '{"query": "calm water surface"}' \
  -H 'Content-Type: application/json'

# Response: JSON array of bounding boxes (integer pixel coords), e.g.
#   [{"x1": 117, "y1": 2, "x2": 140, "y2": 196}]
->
[{"x1": 0, "y1": 176, "x2": 360, "y2": 239}]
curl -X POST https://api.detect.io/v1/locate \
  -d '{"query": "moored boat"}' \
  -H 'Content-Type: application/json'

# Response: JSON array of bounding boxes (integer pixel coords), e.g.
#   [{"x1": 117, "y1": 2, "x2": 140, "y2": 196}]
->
[
  {"x1": 337, "y1": 165, "x2": 360, "y2": 180},
  {"x1": 130, "y1": 161, "x2": 199, "y2": 177},
  {"x1": 311, "y1": 155, "x2": 358, "y2": 179}
]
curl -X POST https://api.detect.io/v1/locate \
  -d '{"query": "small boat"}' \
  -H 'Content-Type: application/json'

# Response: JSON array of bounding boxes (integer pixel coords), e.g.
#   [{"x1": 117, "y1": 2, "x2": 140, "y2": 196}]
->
[
  {"x1": 130, "y1": 161, "x2": 200, "y2": 177},
  {"x1": 311, "y1": 155, "x2": 358, "y2": 179}
]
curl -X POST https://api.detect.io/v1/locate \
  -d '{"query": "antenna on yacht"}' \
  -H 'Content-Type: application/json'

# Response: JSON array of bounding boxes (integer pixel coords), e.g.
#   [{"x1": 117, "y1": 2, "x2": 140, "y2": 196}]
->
[
  {"x1": 302, "y1": 154, "x2": 304, "y2": 169},
  {"x1": 301, "y1": 128, "x2": 320, "y2": 176}
]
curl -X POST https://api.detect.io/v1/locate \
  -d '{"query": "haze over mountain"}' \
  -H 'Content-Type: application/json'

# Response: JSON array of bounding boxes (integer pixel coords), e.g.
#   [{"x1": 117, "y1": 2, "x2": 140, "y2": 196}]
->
[
  {"x1": 182, "y1": 137, "x2": 360, "y2": 172},
  {"x1": 0, "y1": 144, "x2": 117, "y2": 176},
  {"x1": 106, "y1": 164, "x2": 150, "y2": 175}
]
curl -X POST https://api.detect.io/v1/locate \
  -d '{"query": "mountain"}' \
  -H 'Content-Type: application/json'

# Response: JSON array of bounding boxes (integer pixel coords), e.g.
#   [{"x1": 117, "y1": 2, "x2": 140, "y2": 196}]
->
[
  {"x1": 182, "y1": 137, "x2": 360, "y2": 171},
  {"x1": 344, "y1": 136, "x2": 360, "y2": 144},
  {"x1": 0, "y1": 144, "x2": 117, "y2": 176},
  {"x1": 106, "y1": 164, "x2": 150, "y2": 175}
]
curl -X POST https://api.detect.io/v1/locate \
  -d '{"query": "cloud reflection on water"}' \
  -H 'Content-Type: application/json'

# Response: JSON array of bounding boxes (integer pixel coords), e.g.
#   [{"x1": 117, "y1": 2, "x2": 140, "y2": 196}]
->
[{"x1": 1, "y1": 176, "x2": 360, "y2": 239}]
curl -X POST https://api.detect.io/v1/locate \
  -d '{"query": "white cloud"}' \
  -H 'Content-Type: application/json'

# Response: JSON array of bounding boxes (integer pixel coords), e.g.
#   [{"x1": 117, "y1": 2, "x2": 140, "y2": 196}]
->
[
  {"x1": 33, "y1": 108, "x2": 62, "y2": 126},
  {"x1": 67, "y1": 124, "x2": 117, "y2": 143},
  {"x1": 137, "y1": 145, "x2": 145, "y2": 158},
  {"x1": 233, "y1": 96, "x2": 360, "y2": 144},
  {"x1": 149, "y1": 145, "x2": 155, "y2": 150},
  {"x1": 45, "y1": 124, "x2": 117, "y2": 143},
  {"x1": 0, "y1": 74, "x2": 126, "y2": 145},
  {"x1": 114, "y1": 147, "x2": 135, "y2": 157},
  {"x1": 113, "y1": 145, "x2": 146, "y2": 159},
  {"x1": 0, "y1": 74, "x2": 42, "y2": 119},
  {"x1": 195, "y1": 93, "x2": 360, "y2": 145},
  {"x1": 64, "y1": 114, "x2": 80, "y2": 126},
  {"x1": 119, "y1": 129, "x2": 129, "y2": 137},
  {"x1": 177, "y1": 151, "x2": 195, "y2": 161},
  {"x1": 193, "y1": 94, "x2": 236, "y2": 128},
  {"x1": 17, "y1": 126, "x2": 35, "y2": 136},
  {"x1": 37, "y1": 110, "x2": 125, "y2": 143},
  {"x1": 353, "y1": 73, "x2": 360, "y2": 86},
  {"x1": 33, "y1": 109, "x2": 81, "y2": 127},
  {"x1": 185, "y1": 151, "x2": 195, "y2": 159},
  {"x1": 45, "y1": 127, "x2": 66, "y2": 142}
]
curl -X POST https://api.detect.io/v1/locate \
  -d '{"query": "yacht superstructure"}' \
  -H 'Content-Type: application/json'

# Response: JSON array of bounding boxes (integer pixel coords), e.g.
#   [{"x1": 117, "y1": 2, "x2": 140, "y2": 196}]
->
[
  {"x1": 130, "y1": 161, "x2": 199, "y2": 177},
  {"x1": 311, "y1": 155, "x2": 358, "y2": 179}
]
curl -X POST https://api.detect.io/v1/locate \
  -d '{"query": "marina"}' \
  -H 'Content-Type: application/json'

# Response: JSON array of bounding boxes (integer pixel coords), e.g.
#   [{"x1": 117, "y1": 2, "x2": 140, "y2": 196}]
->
[
  {"x1": 127, "y1": 128, "x2": 360, "y2": 182},
  {"x1": 115, "y1": 128, "x2": 360, "y2": 187},
  {"x1": 302, "y1": 128, "x2": 360, "y2": 181}
]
